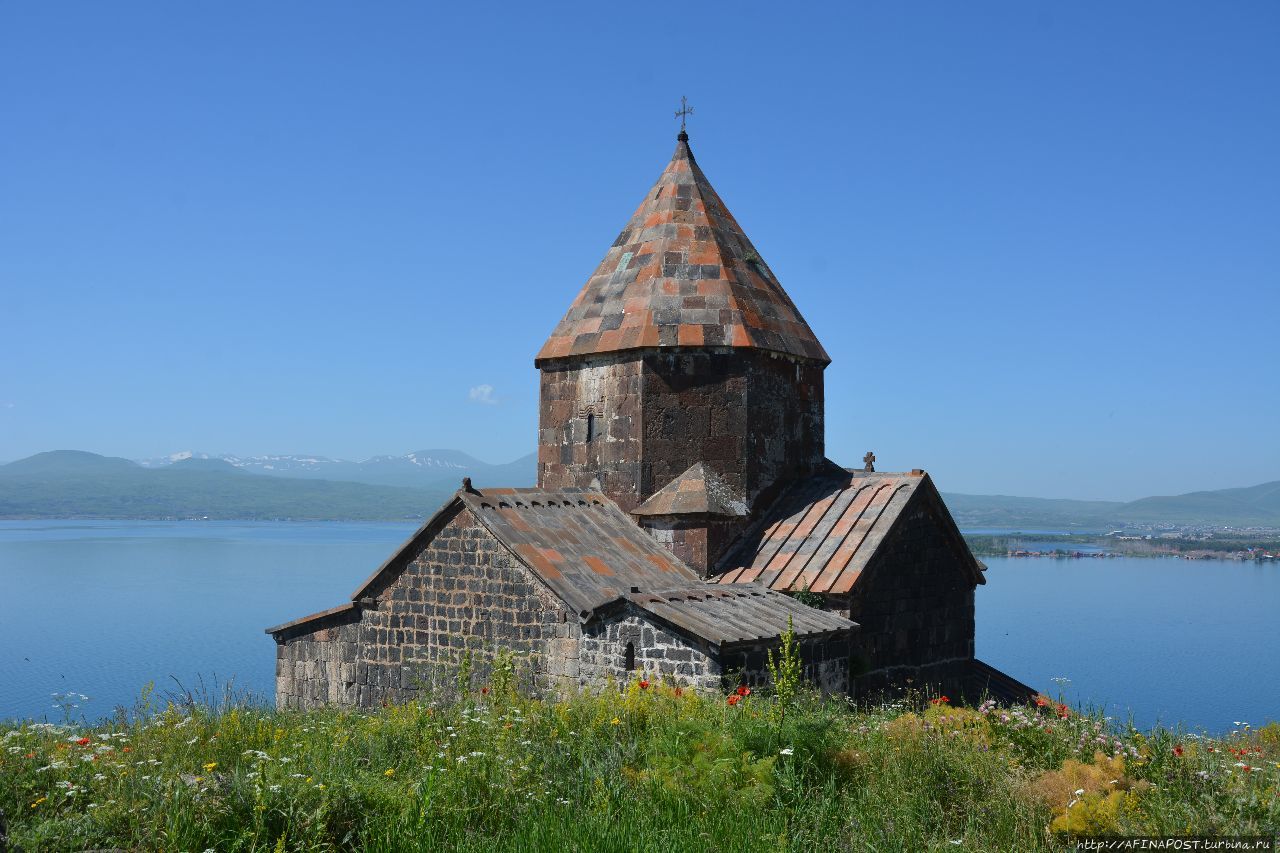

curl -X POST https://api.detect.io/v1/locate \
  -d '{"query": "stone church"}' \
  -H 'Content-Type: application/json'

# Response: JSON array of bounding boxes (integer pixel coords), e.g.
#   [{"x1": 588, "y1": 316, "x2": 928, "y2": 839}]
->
[{"x1": 267, "y1": 128, "x2": 1033, "y2": 709}]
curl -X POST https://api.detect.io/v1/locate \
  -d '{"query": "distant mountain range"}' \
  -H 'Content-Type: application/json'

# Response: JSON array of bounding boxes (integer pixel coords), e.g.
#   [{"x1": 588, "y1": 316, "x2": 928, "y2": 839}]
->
[
  {"x1": 941, "y1": 481, "x2": 1280, "y2": 529},
  {"x1": 0, "y1": 449, "x2": 535, "y2": 521},
  {"x1": 1, "y1": 449, "x2": 1278, "y2": 528},
  {"x1": 135, "y1": 449, "x2": 536, "y2": 490}
]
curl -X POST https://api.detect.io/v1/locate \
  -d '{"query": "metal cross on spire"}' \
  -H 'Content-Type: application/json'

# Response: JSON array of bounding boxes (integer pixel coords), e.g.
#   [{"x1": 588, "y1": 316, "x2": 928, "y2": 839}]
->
[{"x1": 674, "y1": 96, "x2": 694, "y2": 133}]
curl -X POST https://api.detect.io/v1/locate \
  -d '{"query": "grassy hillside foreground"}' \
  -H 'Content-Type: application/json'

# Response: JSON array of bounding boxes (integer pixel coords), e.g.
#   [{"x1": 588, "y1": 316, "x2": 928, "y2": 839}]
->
[{"x1": 2, "y1": 683, "x2": 1277, "y2": 851}]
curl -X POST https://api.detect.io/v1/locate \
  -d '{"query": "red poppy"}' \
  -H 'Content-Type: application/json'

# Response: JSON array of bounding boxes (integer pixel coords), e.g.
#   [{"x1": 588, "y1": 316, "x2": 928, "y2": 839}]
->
[
  {"x1": 727, "y1": 694, "x2": 742, "y2": 707},
  {"x1": 638, "y1": 680, "x2": 650, "y2": 690},
  {"x1": 1034, "y1": 696, "x2": 1048, "y2": 708},
  {"x1": 672, "y1": 687, "x2": 683, "y2": 697},
  {"x1": 1057, "y1": 705, "x2": 1070, "y2": 719},
  {"x1": 481, "y1": 687, "x2": 490, "y2": 695},
  {"x1": 76, "y1": 737, "x2": 90, "y2": 747},
  {"x1": 1173, "y1": 745, "x2": 1184, "y2": 757},
  {"x1": 122, "y1": 747, "x2": 131, "y2": 753},
  {"x1": 736, "y1": 685, "x2": 751, "y2": 697},
  {"x1": 929, "y1": 696, "x2": 950, "y2": 706},
  {"x1": 24, "y1": 752, "x2": 35, "y2": 759}
]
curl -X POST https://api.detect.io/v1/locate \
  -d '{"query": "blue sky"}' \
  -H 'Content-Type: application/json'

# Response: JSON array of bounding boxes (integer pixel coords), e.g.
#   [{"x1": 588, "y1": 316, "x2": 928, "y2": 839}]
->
[{"x1": 1, "y1": 2, "x2": 1276, "y2": 501}]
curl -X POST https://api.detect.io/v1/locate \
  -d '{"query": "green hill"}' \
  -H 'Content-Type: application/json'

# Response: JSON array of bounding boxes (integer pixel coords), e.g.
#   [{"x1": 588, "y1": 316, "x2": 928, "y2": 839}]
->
[
  {"x1": 943, "y1": 481, "x2": 1280, "y2": 529},
  {"x1": 0, "y1": 450, "x2": 448, "y2": 521}
]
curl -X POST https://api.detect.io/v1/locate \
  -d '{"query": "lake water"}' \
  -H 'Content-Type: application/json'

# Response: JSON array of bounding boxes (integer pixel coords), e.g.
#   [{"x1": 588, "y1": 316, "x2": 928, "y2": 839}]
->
[{"x1": 1, "y1": 520, "x2": 1276, "y2": 732}]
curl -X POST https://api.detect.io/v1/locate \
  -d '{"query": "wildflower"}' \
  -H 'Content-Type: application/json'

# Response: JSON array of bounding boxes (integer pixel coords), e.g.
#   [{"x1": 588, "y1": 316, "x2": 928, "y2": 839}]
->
[
  {"x1": 384, "y1": 768, "x2": 396, "y2": 777},
  {"x1": 203, "y1": 762, "x2": 217, "y2": 773},
  {"x1": 30, "y1": 796, "x2": 46, "y2": 808},
  {"x1": 673, "y1": 687, "x2": 683, "y2": 697},
  {"x1": 638, "y1": 680, "x2": 650, "y2": 690},
  {"x1": 736, "y1": 685, "x2": 751, "y2": 697},
  {"x1": 1035, "y1": 696, "x2": 1048, "y2": 708},
  {"x1": 779, "y1": 747, "x2": 794, "y2": 756},
  {"x1": 481, "y1": 687, "x2": 490, "y2": 695},
  {"x1": 727, "y1": 695, "x2": 742, "y2": 707},
  {"x1": 610, "y1": 717, "x2": 621, "y2": 725},
  {"x1": 76, "y1": 737, "x2": 91, "y2": 747},
  {"x1": 1173, "y1": 745, "x2": 1184, "y2": 757}
]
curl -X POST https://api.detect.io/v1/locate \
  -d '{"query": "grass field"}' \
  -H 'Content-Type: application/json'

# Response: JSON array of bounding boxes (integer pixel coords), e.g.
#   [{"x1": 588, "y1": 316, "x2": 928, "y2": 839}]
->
[{"x1": 2, "y1": 681, "x2": 1277, "y2": 851}]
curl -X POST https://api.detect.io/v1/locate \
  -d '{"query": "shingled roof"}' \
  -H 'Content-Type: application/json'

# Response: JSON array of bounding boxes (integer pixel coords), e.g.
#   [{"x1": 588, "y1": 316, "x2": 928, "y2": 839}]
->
[
  {"x1": 271, "y1": 486, "x2": 853, "y2": 647},
  {"x1": 457, "y1": 487, "x2": 697, "y2": 619},
  {"x1": 713, "y1": 467, "x2": 985, "y2": 595},
  {"x1": 632, "y1": 462, "x2": 748, "y2": 517},
  {"x1": 535, "y1": 133, "x2": 829, "y2": 366}
]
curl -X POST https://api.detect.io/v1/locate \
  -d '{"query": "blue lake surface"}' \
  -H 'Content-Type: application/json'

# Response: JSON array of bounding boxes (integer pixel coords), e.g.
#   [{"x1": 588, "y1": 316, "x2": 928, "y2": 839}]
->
[{"x1": 1, "y1": 520, "x2": 1276, "y2": 732}]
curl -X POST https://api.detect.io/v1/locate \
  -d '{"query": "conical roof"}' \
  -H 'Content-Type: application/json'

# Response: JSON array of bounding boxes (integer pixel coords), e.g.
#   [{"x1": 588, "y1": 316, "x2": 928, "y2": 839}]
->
[{"x1": 536, "y1": 133, "x2": 829, "y2": 366}]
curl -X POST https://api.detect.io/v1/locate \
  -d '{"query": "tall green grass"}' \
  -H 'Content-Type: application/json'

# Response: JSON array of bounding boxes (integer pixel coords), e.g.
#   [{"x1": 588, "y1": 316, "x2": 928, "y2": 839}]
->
[{"x1": 2, "y1": 682, "x2": 1277, "y2": 851}]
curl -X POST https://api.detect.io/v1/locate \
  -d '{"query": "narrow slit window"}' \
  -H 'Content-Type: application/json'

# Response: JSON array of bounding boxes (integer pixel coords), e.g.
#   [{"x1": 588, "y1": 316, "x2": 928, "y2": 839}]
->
[
  {"x1": 586, "y1": 412, "x2": 597, "y2": 443},
  {"x1": 624, "y1": 641, "x2": 635, "y2": 671}
]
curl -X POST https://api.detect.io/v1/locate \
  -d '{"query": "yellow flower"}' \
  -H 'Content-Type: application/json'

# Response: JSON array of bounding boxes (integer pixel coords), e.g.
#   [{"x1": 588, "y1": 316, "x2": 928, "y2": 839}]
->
[
  {"x1": 384, "y1": 768, "x2": 396, "y2": 777},
  {"x1": 203, "y1": 761, "x2": 218, "y2": 772},
  {"x1": 316, "y1": 783, "x2": 326, "y2": 790},
  {"x1": 305, "y1": 776, "x2": 313, "y2": 784},
  {"x1": 31, "y1": 796, "x2": 47, "y2": 808},
  {"x1": 611, "y1": 718, "x2": 621, "y2": 725}
]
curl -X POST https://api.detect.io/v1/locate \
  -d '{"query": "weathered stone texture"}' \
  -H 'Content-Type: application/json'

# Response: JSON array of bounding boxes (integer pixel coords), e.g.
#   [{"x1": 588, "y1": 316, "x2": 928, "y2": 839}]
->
[
  {"x1": 641, "y1": 350, "x2": 823, "y2": 507},
  {"x1": 838, "y1": 500, "x2": 976, "y2": 699},
  {"x1": 275, "y1": 507, "x2": 574, "y2": 710},
  {"x1": 538, "y1": 349, "x2": 823, "y2": 514},
  {"x1": 577, "y1": 610, "x2": 723, "y2": 693},
  {"x1": 537, "y1": 355, "x2": 645, "y2": 510},
  {"x1": 637, "y1": 517, "x2": 742, "y2": 577}
]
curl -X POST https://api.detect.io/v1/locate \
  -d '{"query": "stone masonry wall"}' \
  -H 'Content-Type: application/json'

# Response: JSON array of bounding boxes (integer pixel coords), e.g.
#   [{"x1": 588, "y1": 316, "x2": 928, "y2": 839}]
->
[
  {"x1": 577, "y1": 609, "x2": 724, "y2": 693},
  {"x1": 636, "y1": 517, "x2": 743, "y2": 577},
  {"x1": 574, "y1": 606, "x2": 851, "y2": 697},
  {"x1": 641, "y1": 349, "x2": 824, "y2": 507},
  {"x1": 720, "y1": 635, "x2": 852, "y2": 696},
  {"x1": 538, "y1": 348, "x2": 824, "y2": 514},
  {"x1": 538, "y1": 355, "x2": 645, "y2": 511},
  {"x1": 275, "y1": 506, "x2": 575, "y2": 710},
  {"x1": 839, "y1": 496, "x2": 976, "y2": 699}
]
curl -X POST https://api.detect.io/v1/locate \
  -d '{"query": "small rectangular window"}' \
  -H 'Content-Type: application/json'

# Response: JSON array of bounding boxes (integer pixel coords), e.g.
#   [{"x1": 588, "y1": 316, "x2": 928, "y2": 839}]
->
[{"x1": 586, "y1": 412, "x2": 597, "y2": 443}]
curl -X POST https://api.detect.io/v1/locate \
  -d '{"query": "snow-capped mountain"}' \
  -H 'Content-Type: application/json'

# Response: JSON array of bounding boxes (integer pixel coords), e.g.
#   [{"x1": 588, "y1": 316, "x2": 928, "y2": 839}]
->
[{"x1": 136, "y1": 449, "x2": 536, "y2": 490}]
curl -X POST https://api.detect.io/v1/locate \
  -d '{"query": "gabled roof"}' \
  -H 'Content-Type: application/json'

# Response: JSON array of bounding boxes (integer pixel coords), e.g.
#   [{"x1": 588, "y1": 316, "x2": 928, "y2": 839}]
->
[
  {"x1": 632, "y1": 462, "x2": 748, "y2": 517},
  {"x1": 268, "y1": 485, "x2": 855, "y2": 647},
  {"x1": 457, "y1": 487, "x2": 698, "y2": 619},
  {"x1": 713, "y1": 466, "x2": 985, "y2": 595},
  {"x1": 535, "y1": 133, "x2": 829, "y2": 366}
]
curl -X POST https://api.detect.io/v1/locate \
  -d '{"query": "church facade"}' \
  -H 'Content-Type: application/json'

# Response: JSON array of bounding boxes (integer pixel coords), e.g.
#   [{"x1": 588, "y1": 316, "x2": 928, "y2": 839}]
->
[{"x1": 267, "y1": 130, "x2": 1031, "y2": 709}]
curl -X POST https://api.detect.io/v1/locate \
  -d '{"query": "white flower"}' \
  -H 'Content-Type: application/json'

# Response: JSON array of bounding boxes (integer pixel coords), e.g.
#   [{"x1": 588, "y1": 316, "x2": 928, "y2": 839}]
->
[
  {"x1": 779, "y1": 748, "x2": 794, "y2": 756},
  {"x1": 1074, "y1": 788, "x2": 1085, "y2": 796}
]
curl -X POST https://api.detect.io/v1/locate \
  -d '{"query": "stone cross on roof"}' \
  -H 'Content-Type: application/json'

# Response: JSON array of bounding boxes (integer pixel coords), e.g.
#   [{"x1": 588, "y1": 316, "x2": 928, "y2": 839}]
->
[
  {"x1": 863, "y1": 451, "x2": 875, "y2": 472},
  {"x1": 674, "y1": 96, "x2": 693, "y2": 134}
]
